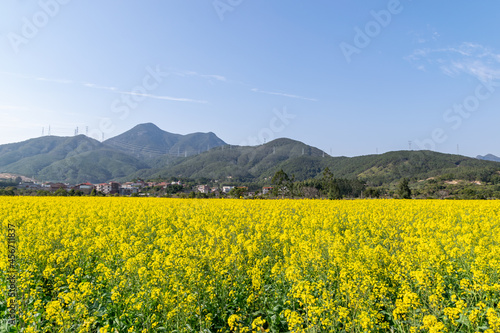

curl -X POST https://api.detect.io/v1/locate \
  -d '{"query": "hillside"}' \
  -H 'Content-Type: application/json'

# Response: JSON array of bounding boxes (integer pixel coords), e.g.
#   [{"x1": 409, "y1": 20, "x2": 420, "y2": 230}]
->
[
  {"x1": 0, "y1": 124, "x2": 228, "y2": 183},
  {"x1": 477, "y1": 154, "x2": 500, "y2": 163},
  {"x1": 0, "y1": 135, "x2": 148, "y2": 184},
  {"x1": 2, "y1": 123, "x2": 500, "y2": 185},
  {"x1": 126, "y1": 138, "x2": 327, "y2": 181},
  {"x1": 128, "y1": 140, "x2": 500, "y2": 185}
]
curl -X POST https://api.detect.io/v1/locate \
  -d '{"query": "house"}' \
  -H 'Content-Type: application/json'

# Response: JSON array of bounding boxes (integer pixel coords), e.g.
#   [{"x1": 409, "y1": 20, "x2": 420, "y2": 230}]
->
[
  {"x1": 95, "y1": 183, "x2": 107, "y2": 193},
  {"x1": 222, "y1": 186, "x2": 235, "y2": 194},
  {"x1": 96, "y1": 182, "x2": 121, "y2": 194},
  {"x1": 262, "y1": 187, "x2": 273, "y2": 195},
  {"x1": 120, "y1": 183, "x2": 140, "y2": 195},
  {"x1": 73, "y1": 182, "x2": 95, "y2": 194},
  {"x1": 197, "y1": 185, "x2": 210, "y2": 194},
  {"x1": 49, "y1": 183, "x2": 67, "y2": 191}
]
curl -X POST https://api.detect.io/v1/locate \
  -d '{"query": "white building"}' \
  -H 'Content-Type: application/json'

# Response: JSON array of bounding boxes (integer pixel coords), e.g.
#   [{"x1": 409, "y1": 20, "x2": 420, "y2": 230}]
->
[
  {"x1": 222, "y1": 186, "x2": 235, "y2": 194},
  {"x1": 197, "y1": 185, "x2": 210, "y2": 194}
]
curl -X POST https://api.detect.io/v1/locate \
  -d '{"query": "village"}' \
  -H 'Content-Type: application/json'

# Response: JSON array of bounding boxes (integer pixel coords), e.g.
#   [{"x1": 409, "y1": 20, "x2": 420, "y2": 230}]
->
[{"x1": 15, "y1": 179, "x2": 274, "y2": 197}]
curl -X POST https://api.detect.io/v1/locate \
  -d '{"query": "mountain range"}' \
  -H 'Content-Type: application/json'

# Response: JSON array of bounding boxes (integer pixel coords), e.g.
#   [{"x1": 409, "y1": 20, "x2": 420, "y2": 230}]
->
[
  {"x1": 1, "y1": 122, "x2": 499, "y2": 185},
  {"x1": 477, "y1": 154, "x2": 500, "y2": 163}
]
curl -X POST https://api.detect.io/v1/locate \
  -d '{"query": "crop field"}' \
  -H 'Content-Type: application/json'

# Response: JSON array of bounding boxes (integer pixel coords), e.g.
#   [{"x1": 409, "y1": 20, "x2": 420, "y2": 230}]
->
[{"x1": 1, "y1": 198, "x2": 500, "y2": 332}]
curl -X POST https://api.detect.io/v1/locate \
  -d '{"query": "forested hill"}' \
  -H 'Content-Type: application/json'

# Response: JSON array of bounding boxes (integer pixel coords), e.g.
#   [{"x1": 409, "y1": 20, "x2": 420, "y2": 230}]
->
[
  {"x1": 1, "y1": 124, "x2": 499, "y2": 185},
  {"x1": 127, "y1": 139, "x2": 500, "y2": 185}
]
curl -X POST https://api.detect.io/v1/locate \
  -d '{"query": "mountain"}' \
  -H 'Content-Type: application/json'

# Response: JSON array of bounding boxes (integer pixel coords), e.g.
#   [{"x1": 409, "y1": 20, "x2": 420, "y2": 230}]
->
[
  {"x1": 127, "y1": 140, "x2": 500, "y2": 185},
  {"x1": 0, "y1": 135, "x2": 147, "y2": 184},
  {"x1": 477, "y1": 154, "x2": 500, "y2": 162},
  {"x1": 0, "y1": 124, "x2": 228, "y2": 183},
  {"x1": 35, "y1": 149, "x2": 150, "y2": 184},
  {"x1": 103, "y1": 123, "x2": 226, "y2": 158},
  {"x1": 329, "y1": 150, "x2": 500, "y2": 185},
  {"x1": 126, "y1": 138, "x2": 326, "y2": 181},
  {"x1": 2, "y1": 123, "x2": 500, "y2": 185}
]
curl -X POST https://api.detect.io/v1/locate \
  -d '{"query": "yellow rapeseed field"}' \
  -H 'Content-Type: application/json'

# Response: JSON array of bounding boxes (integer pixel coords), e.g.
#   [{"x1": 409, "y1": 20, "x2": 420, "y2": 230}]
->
[{"x1": 1, "y1": 197, "x2": 500, "y2": 332}]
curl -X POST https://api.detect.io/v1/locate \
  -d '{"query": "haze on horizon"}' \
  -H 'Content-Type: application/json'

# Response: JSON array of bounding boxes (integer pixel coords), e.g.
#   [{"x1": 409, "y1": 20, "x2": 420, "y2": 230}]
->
[{"x1": 1, "y1": 0, "x2": 500, "y2": 158}]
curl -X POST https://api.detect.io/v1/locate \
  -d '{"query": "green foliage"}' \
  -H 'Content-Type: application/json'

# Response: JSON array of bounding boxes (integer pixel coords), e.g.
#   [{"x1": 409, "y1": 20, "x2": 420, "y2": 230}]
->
[
  {"x1": 0, "y1": 180, "x2": 18, "y2": 188},
  {"x1": 2, "y1": 126, "x2": 500, "y2": 194},
  {"x1": 364, "y1": 187, "x2": 381, "y2": 198},
  {"x1": 0, "y1": 187, "x2": 15, "y2": 196},
  {"x1": 166, "y1": 184, "x2": 183, "y2": 195},
  {"x1": 271, "y1": 169, "x2": 295, "y2": 198},
  {"x1": 397, "y1": 178, "x2": 412, "y2": 199},
  {"x1": 228, "y1": 187, "x2": 246, "y2": 198},
  {"x1": 54, "y1": 188, "x2": 68, "y2": 196}
]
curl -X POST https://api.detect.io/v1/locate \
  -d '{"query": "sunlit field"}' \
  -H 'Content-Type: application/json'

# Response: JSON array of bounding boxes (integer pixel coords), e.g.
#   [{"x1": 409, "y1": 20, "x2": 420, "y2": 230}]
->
[{"x1": 2, "y1": 198, "x2": 500, "y2": 332}]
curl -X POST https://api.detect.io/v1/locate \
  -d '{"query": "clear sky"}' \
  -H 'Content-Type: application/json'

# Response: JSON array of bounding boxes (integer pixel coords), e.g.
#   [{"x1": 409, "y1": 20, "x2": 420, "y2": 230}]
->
[{"x1": 1, "y1": 0, "x2": 500, "y2": 157}]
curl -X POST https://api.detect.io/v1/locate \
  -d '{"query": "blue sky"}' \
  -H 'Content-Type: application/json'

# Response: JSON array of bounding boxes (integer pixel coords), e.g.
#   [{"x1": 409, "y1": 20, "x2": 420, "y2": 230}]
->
[{"x1": 1, "y1": 0, "x2": 500, "y2": 157}]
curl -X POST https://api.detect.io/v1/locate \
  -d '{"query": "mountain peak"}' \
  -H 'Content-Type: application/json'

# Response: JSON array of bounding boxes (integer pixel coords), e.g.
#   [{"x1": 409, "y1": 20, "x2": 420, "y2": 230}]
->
[
  {"x1": 103, "y1": 123, "x2": 226, "y2": 158},
  {"x1": 131, "y1": 122, "x2": 163, "y2": 132},
  {"x1": 477, "y1": 154, "x2": 500, "y2": 162}
]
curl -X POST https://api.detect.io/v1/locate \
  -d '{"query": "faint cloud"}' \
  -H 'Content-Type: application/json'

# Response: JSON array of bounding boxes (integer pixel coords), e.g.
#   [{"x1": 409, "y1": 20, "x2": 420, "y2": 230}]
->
[
  {"x1": 1, "y1": 71, "x2": 208, "y2": 104},
  {"x1": 407, "y1": 42, "x2": 500, "y2": 82},
  {"x1": 201, "y1": 74, "x2": 227, "y2": 82},
  {"x1": 251, "y1": 88, "x2": 318, "y2": 102},
  {"x1": 173, "y1": 70, "x2": 227, "y2": 82},
  {"x1": 172, "y1": 68, "x2": 317, "y2": 102},
  {"x1": 35, "y1": 77, "x2": 73, "y2": 84},
  {"x1": 83, "y1": 83, "x2": 118, "y2": 91},
  {"x1": 115, "y1": 90, "x2": 208, "y2": 104},
  {"x1": 409, "y1": 25, "x2": 440, "y2": 44}
]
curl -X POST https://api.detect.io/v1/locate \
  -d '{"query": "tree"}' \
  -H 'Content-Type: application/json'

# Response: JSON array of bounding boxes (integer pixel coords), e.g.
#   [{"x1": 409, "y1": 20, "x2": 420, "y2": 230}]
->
[
  {"x1": 322, "y1": 167, "x2": 342, "y2": 199},
  {"x1": 228, "y1": 187, "x2": 246, "y2": 198},
  {"x1": 364, "y1": 187, "x2": 381, "y2": 199},
  {"x1": 302, "y1": 186, "x2": 320, "y2": 199},
  {"x1": 166, "y1": 184, "x2": 183, "y2": 195},
  {"x1": 54, "y1": 188, "x2": 68, "y2": 196},
  {"x1": 397, "y1": 178, "x2": 412, "y2": 199},
  {"x1": 271, "y1": 169, "x2": 294, "y2": 198}
]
